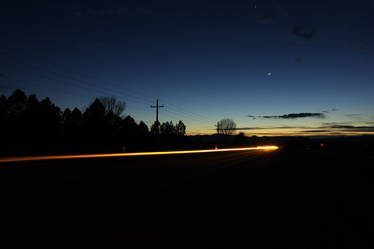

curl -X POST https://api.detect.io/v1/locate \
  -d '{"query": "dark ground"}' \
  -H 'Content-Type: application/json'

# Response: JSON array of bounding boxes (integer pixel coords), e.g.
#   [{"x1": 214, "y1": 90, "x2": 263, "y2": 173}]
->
[{"x1": 0, "y1": 145, "x2": 373, "y2": 248}]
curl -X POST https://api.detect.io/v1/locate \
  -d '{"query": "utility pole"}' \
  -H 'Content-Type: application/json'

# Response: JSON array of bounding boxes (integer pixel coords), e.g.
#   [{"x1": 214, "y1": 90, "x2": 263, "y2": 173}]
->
[{"x1": 150, "y1": 99, "x2": 164, "y2": 123}]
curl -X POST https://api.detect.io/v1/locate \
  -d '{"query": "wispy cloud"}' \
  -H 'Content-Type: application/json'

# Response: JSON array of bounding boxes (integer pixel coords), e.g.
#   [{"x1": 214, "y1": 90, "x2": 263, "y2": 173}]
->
[
  {"x1": 248, "y1": 113, "x2": 325, "y2": 119},
  {"x1": 232, "y1": 122, "x2": 374, "y2": 136},
  {"x1": 301, "y1": 130, "x2": 331, "y2": 133},
  {"x1": 234, "y1": 126, "x2": 303, "y2": 130},
  {"x1": 322, "y1": 124, "x2": 374, "y2": 132}
]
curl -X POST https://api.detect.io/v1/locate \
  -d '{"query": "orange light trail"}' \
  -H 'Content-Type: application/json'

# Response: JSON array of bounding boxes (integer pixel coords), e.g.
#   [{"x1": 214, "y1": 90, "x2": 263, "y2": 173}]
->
[{"x1": 0, "y1": 146, "x2": 278, "y2": 163}]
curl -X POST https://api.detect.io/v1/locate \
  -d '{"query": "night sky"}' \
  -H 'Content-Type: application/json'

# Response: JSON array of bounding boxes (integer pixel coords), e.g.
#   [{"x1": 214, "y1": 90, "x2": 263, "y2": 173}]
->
[{"x1": 1, "y1": 0, "x2": 374, "y2": 135}]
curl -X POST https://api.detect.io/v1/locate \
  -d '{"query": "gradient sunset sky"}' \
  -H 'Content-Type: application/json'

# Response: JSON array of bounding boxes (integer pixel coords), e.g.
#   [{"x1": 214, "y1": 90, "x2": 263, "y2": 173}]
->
[{"x1": 1, "y1": 0, "x2": 374, "y2": 135}]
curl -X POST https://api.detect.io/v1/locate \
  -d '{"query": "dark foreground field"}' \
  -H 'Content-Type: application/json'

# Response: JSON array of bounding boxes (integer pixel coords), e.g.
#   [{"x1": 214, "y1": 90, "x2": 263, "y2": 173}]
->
[{"x1": 1, "y1": 147, "x2": 373, "y2": 248}]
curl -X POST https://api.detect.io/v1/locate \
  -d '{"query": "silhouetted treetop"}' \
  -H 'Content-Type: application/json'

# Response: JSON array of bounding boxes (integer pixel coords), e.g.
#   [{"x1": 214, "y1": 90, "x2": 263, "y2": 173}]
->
[
  {"x1": 151, "y1": 120, "x2": 186, "y2": 136},
  {"x1": 0, "y1": 95, "x2": 6, "y2": 108},
  {"x1": 151, "y1": 120, "x2": 161, "y2": 135},
  {"x1": 84, "y1": 98, "x2": 106, "y2": 121},
  {"x1": 28, "y1": 94, "x2": 38, "y2": 104},
  {"x1": 8, "y1": 89, "x2": 27, "y2": 104},
  {"x1": 98, "y1": 96, "x2": 125, "y2": 117},
  {"x1": 0, "y1": 95, "x2": 6, "y2": 120},
  {"x1": 161, "y1": 121, "x2": 175, "y2": 135},
  {"x1": 176, "y1": 120, "x2": 186, "y2": 136},
  {"x1": 7, "y1": 89, "x2": 27, "y2": 115},
  {"x1": 71, "y1": 108, "x2": 82, "y2": 121},
  {"x1": 138, "y1": 121, "x2": 149, "y2": 136}
]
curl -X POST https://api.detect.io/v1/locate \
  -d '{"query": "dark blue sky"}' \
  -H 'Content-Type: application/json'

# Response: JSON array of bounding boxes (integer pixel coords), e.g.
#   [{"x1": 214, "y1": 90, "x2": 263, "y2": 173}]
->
[{"x1": 1, "y1": 0, "x2": 374, "y2": 135}]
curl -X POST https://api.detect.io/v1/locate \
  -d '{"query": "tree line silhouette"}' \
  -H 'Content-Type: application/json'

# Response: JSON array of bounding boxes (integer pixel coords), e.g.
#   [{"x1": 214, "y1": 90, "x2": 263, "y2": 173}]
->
[{"x1": 0, "y1": 89, "x2": 186, "y2": 156}]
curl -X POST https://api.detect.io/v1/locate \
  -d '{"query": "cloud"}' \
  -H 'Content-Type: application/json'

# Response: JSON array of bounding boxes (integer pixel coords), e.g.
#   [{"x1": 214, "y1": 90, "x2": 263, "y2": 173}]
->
[
  {"x1": 326, "y1": 125, "x2": 374, "y2": 132},
  {"x1": 248, "y1": 113, "x2": 325, "y2": 119},
  {"x1": 234, "y1": 126, "x2": 301, "y2": 131},
  {"x1": 301, "y1": 130, "x2": 331, "y2": 133},
  {"x1": 292, "y1": 25, "x2": 316, "y2": 40},
  {"x1": 233, "y1": 127, "x2": 258, "y2": 130},
  {"x1": 321, "y1": 123, "x2": 374, "y2": 132},
  {"x1": 224, "y1": 123, "x2": 374, "y2": 135}
]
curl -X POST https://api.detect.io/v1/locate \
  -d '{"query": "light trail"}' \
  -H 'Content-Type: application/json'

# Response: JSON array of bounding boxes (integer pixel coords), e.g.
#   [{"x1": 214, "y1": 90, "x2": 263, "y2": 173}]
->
[{"x1": 0, "y1": 146, "x2": 279, "y2": 163}]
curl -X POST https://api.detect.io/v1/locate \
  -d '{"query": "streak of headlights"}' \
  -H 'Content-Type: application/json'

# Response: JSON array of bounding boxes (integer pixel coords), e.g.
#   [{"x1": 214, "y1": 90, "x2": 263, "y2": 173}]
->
[{"x1": 0, "y1": 146, "x2": 279, "y2": 163}]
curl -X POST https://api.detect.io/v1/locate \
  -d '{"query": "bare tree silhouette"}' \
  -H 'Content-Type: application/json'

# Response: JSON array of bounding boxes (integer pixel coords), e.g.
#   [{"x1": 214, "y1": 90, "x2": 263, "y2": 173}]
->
[
  {"x1": 98, "y1": 96, "x2": 125, "y2": 117},
  {"x1": 216, "y1": 118, "x2": 237, "y2": 135}
]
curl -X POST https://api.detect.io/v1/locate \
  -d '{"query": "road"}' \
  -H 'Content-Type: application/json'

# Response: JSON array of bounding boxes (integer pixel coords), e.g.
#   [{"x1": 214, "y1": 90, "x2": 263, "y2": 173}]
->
[
  {"x1": 0, "y1": 148, "x2": 372, "y2": 248},
  {"x1": 0, "y1": 148, "x2": 277, "y2": 184}
]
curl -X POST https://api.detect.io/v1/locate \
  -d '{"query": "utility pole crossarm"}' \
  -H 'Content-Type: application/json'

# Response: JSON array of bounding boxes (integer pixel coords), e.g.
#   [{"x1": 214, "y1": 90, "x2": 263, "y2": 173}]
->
[{"x1": 150, "y1": 99, "x2": 164, "y2": 123}]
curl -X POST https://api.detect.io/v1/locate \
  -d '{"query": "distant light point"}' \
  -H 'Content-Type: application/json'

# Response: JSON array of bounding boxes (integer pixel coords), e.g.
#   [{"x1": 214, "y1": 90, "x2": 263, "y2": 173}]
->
[{"x1": 267, "y1": 72, "x2": 272, "y2": 76}]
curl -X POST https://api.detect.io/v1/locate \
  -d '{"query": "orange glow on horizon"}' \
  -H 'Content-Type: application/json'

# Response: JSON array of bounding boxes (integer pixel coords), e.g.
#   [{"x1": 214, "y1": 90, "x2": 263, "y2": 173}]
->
[{"x1": 0, "y1": 146, "x2": 279, "y2": 163}]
